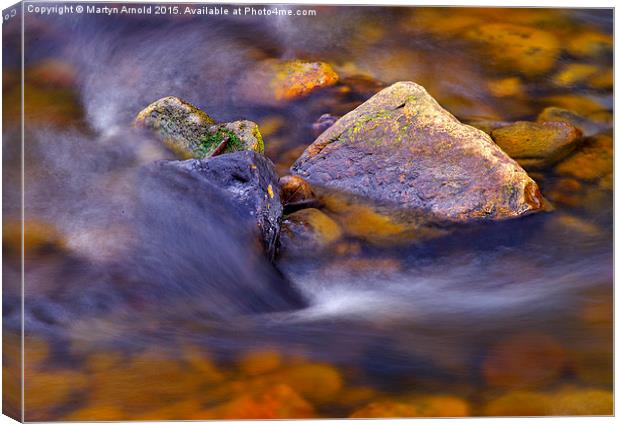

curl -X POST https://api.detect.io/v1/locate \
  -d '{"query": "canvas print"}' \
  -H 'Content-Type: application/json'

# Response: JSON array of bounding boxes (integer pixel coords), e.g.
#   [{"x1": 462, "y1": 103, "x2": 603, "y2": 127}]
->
[{"x1": 2, "y1": 2, "x2": 613, "y2": 421}]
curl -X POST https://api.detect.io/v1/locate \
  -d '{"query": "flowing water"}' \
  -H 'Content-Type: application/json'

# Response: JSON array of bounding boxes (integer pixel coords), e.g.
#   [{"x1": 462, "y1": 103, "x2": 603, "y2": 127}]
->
[{"x1": 2, "y1": 5, "x2": 613, "y2": 419}]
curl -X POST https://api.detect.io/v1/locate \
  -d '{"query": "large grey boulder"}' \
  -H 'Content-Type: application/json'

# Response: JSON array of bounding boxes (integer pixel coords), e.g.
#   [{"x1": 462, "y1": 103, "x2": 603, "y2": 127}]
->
[{"x1": 292, "y1": 81, "x2": 546, "y2": 227}]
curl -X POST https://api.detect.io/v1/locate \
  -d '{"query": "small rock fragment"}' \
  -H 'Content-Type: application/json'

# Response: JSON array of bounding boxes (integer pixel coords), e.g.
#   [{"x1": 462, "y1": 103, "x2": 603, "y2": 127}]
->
[{"x1": 490, "y1": 121, "x2": 582, "y2": 168}]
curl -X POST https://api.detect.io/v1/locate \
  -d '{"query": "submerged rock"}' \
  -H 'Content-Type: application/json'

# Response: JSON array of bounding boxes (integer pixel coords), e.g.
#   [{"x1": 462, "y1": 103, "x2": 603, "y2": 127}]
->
[
  {"x1": 482, "y1": 332, "x2": 567, "y2": 389},
  {"x1": 554, "y1": 133, "x2": 612, "y2": 182},
  {"x1": 350, "y1": 396, "x2": 469, "y2": 418},
  {"x1": 311, "y1": 113, "x2": 340, "y2": 137},
  {"x1": 291, "y1": 81, "x2": 545, "y2": 227},
  {"x1": 552, "y1": 63, "x2": 600, "y2": 87},
  {"x1": 537, "y1": 106, "x2": 610, "y2": 137},
  {"x1": 279, "y1": 208, "x2": 343, "y2": 257},
  {"x1": 279, "y1": 175, "x2": 316, "y2": 212},
  {"x1": 135, "y1": 96, "x2": 264, "y2": 159},
  {"x1": 483, "y1": 391, "x2": 552, "y2": 416},
  {"x1": 164, "y1": 151, "x2": 283, "y2": 260},
  {"x1": 566, "y1": 30, "x2": 613, "y2": 60},
  {"x1": 350, "y1": 401, "x2": 419, "y2": 418},
  {"x1": 27, "y1": 59, "x2": 77, "y2": 89},
  {"x1": 551, "y1": 388, "x2": 613, "y2": 415},
  {"x1": 194, "y1": 384, "x2": 315, "y2": 419},
  {"x1": 490, "y1": 121, "x2": 582, "y2": 169},
  {"x1": 464, "y1": 23, "x2": 560, "y2": 76},
  {"x1": 236, "y1": 59, "x2": 339, "y2": 106}
]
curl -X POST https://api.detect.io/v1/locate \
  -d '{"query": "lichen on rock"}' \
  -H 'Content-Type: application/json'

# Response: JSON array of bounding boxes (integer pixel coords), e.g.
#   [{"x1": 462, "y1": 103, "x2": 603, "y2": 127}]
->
[{"x1": 135, "y1": 96, "x2": 264, "y2": 159}]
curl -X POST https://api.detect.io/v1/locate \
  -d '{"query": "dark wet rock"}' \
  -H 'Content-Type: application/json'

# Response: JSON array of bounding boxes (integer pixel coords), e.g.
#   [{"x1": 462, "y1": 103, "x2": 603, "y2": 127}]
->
[
  {"x1": 162, "y1": 151, "x2": 283, "y2": 260},
  {"x1": 279, "y1": 175, "x2": 317, "y2": 213},
  {"x1": 312, "y1": 113, "x2": 340, "y2": 137},
  {"x1": 490, "y1": 121, "x2": 582, "y2": 169},
  {"x1": 279, "y1": 208, "x2": 343, "y2": 257},
  {"x1": 131, "y1": 152, "x2": 305, "y2": 315},
  {"x1": 135, "y1": 96, "x2": 264, "y2": 159},
  {"x1": 537, "y1": 107, "x2": 610, "y2": 137},
  {"x1": 291, "y1": 81, "x2": 545, "y2": 226}
]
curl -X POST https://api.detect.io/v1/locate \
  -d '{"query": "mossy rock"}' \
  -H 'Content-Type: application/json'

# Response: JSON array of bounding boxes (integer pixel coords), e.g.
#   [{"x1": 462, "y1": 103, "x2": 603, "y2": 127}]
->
[{"x1": 135, "y1": 96, "x2": 264, "y2": 159}]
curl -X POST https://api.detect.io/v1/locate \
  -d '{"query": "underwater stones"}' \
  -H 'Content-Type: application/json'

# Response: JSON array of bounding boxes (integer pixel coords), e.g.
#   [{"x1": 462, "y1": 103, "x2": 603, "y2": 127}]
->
[
  {"x1": 167, "y1": 151, "x2": 282, "y2": 260},
  {"x1": 239, "y1": 350, "x2": 283, "y2": 377},
  {"x1": 408, "y1": 396, "x2": 470, "y2": 417},
  {"x1": 271, "y1": 363, "x2": 343, "y2": 404},
  {"x1": 279, "y1": 208, "x2": 343, "y2": 257},
  {"x1": 482, "y1": 332, "x2": 567, "y2": 389},
  {"x1": 237, "y1": 59, "x2": 339, "y2": 106},
  {"x1": 554, "y1": 133, "x2": 612, "y2": 183},
  {"x1": 25, "y1": 370, "x2": 90, "y2": 421},
  {"x1": 464, "y1": 23, "x2": 560, "y2": 76},
  {"x1": 311, "y1": 113, "x2": 340, "y2": 137},
  {"x1": 3, "y1": 219, "x2": 65, "y2": 259},
  {"x1": 552, "y1": 63, "x2": 600, "y2": 87},
  {"x1": 487, "y1": 77, "x2": 524, "y2": 98},
  {"x1": 349, "y1": 396, "x2": 469, "y2": 418},
  {"x1": 135, "y1": 96, "x2": 264, "y2": 159},
  {"x1": 292, "y1": 81, "x2": 545, "y2": 227},
  {"x1": 279, "y1": 175, "x2": 316, "y2": 211},
  {"x1": 483, "y1": 391, "x2": 552, "y2": 416},
  {"x1": 551, "y1": 388, "x2": 613, "y2": 415},
  {"x1": 490, "y1": 121, "x2": 582, "y2": 169},
  {"x1": 195, "y1": 384, "x2": 315, "y2": 419},
  {"x1": 566, "y1": 31, "x2": 613, "y2": 60},
  {"x1": 27, "y1": 59, "x2": 77, "y2": 89},
  {"x1": 350, "y1": 401, "x2": 419, "y2": 418},
  {"x1": 537, "y1": 107, "x2": 610, "y2": 137}
]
